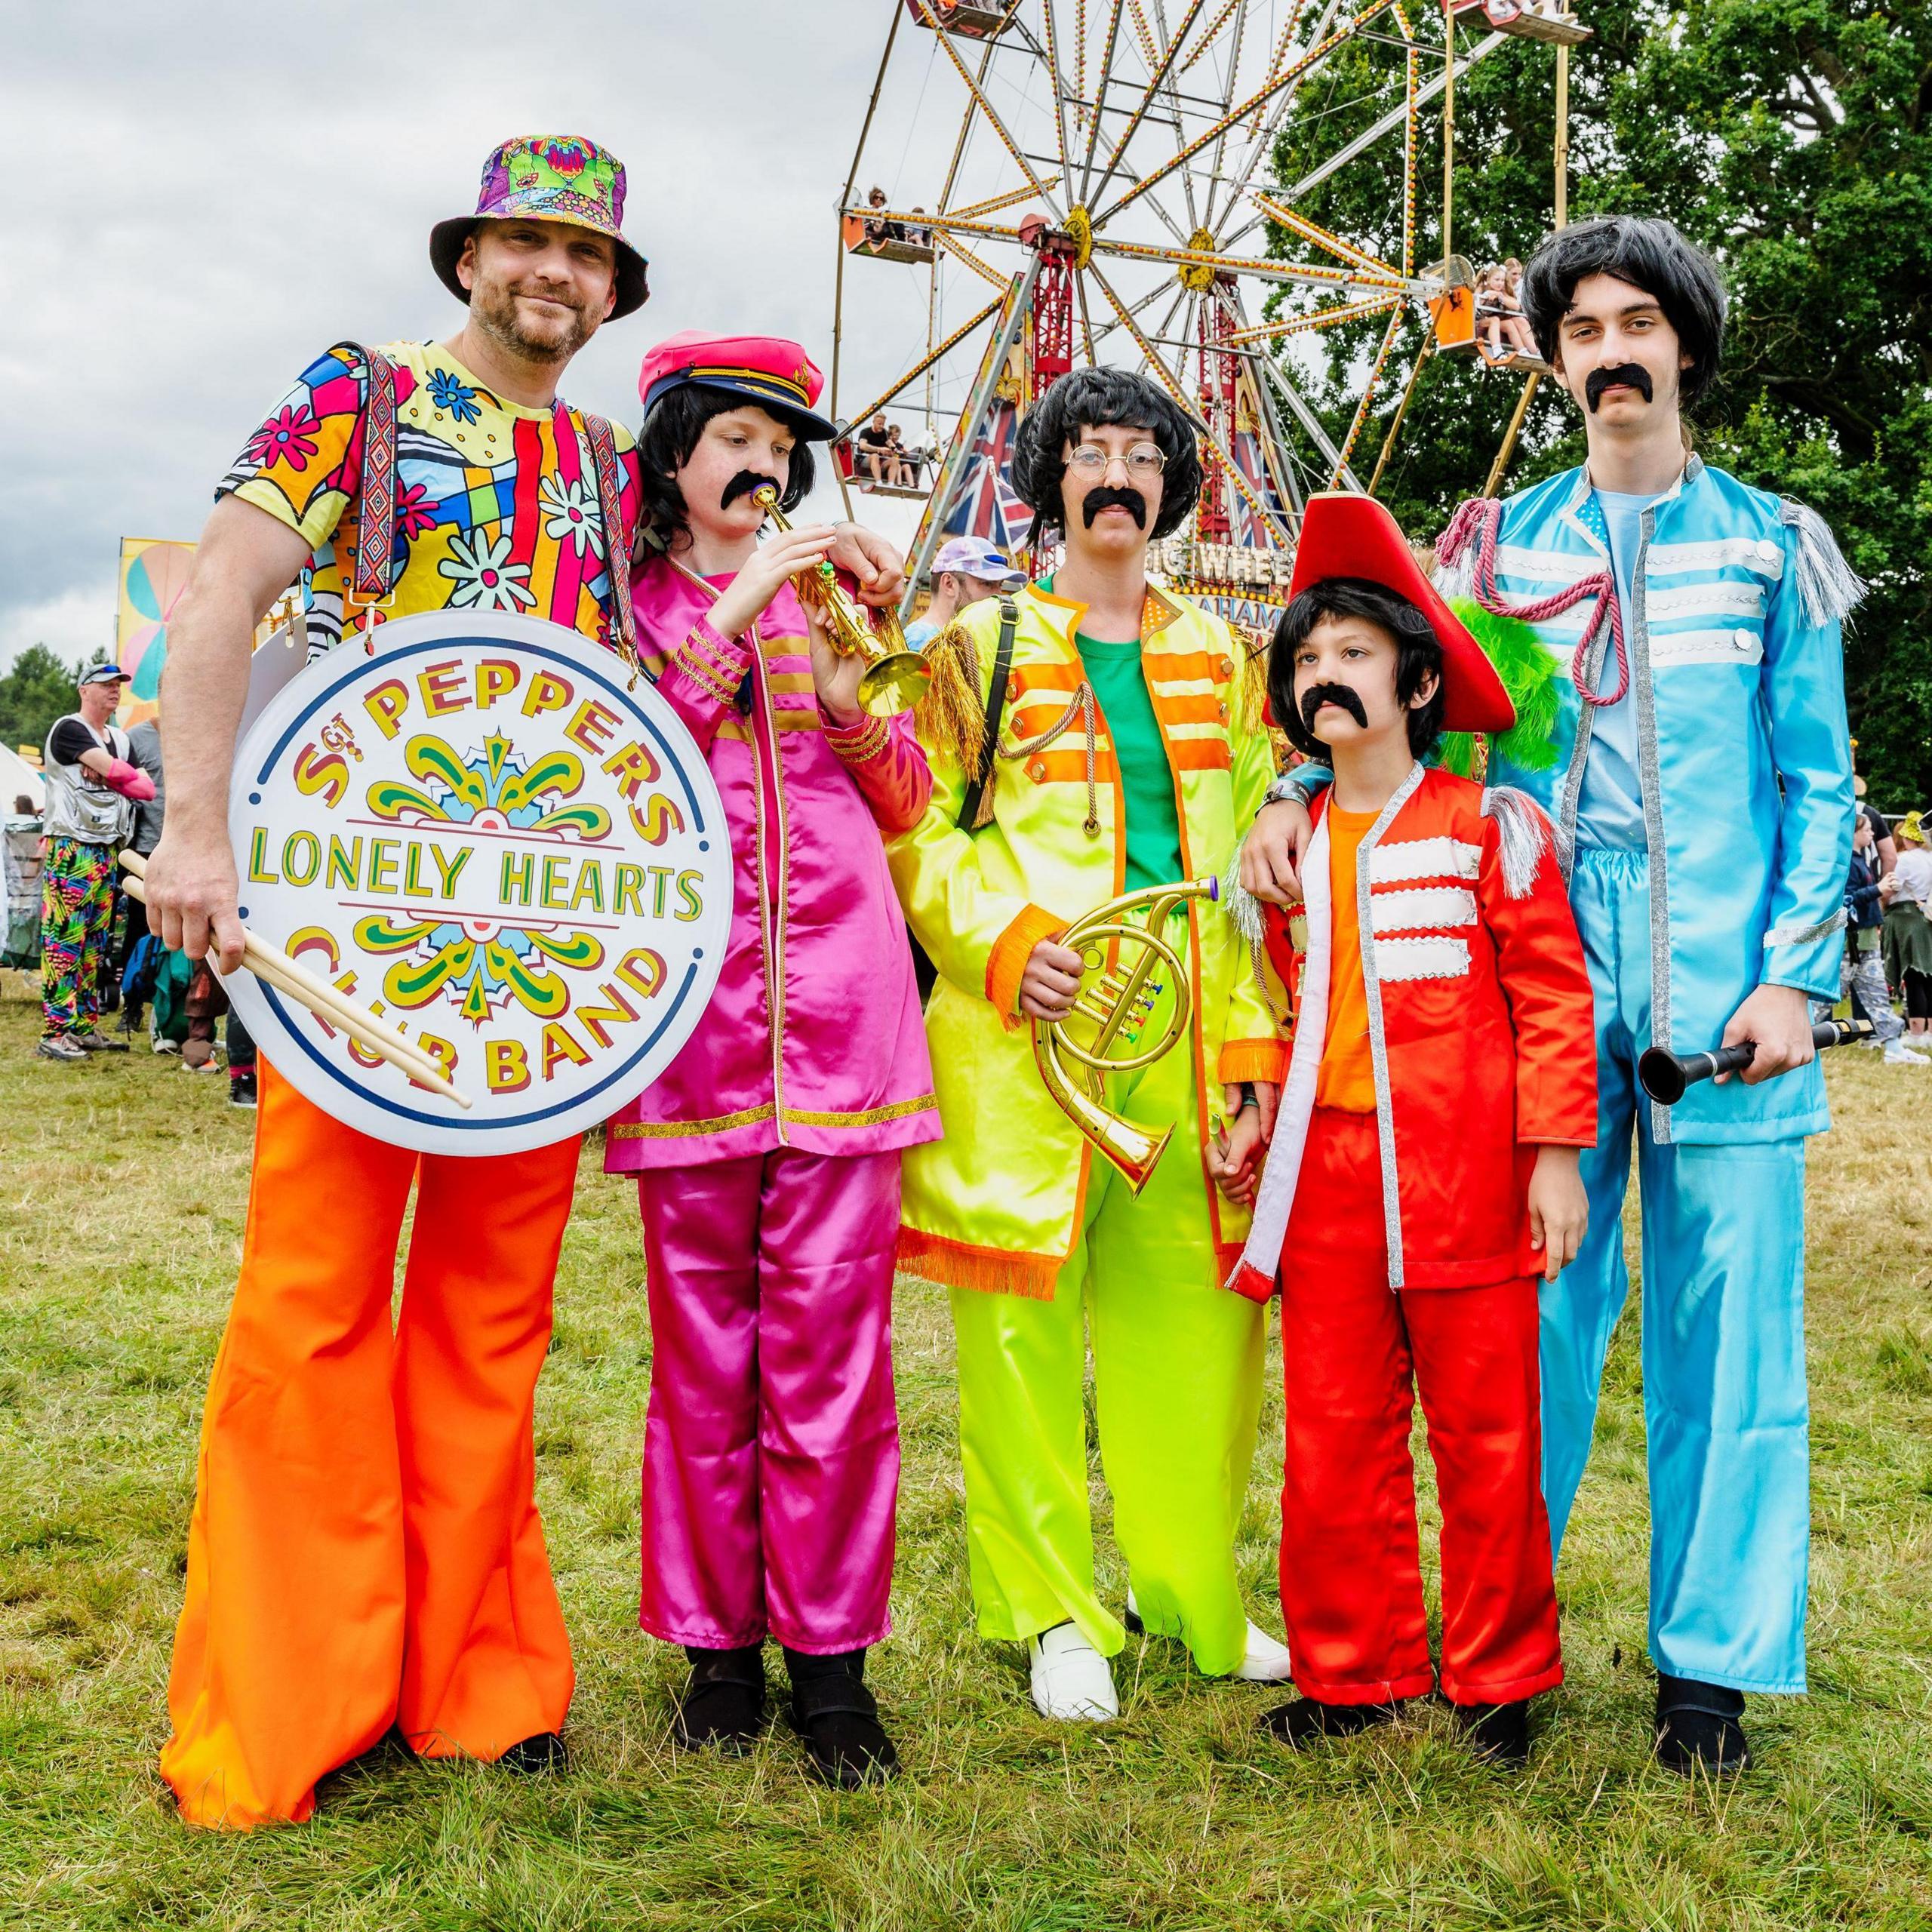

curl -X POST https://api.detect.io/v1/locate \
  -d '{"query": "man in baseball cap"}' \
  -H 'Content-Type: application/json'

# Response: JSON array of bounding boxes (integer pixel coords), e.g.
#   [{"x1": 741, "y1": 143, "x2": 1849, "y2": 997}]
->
[
  {"x1": 904, "y1": 536, "x2": 1026, "y2": 649},
  {"x1": 37, "y1": 662, "x2": 152, "y2": 1063}
]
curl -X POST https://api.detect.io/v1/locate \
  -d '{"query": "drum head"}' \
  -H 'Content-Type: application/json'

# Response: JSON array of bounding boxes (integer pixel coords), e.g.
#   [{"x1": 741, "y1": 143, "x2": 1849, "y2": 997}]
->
[{"x1": 226, "y1": 611, "x2": 733, "y2": 1155}]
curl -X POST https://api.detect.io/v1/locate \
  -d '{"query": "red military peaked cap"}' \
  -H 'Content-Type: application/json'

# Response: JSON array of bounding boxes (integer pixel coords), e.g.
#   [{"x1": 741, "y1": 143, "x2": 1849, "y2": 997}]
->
[
  {"x1": 636, "y1": 331, "x2": 837, "y2": 441},
  {"x1": 1288, "y1": 492, "x2": 1515, "y2": 735}
]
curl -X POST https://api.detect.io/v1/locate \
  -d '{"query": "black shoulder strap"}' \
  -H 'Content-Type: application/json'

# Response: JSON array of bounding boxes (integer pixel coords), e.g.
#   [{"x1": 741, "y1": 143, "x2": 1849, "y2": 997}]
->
[{"x1": 957, "y1": 596, "x2": 1018, "y2": 831}]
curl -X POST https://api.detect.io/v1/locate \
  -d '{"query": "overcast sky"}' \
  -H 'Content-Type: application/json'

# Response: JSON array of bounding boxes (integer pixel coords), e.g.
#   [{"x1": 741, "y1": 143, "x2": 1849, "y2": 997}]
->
[{"x1": 0, "y1": 0, "x2": 1011, "y2": 670}]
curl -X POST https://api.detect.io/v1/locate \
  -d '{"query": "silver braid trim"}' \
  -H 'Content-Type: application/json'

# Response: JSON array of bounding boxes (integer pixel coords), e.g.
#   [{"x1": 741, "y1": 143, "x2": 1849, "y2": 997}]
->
[
  {"x1": 1481, "y1": 785, "x2": 1567, "y2": 900},
  {"x1": 1779, "y1": 498, "x2": 1866, "y2": 627}
]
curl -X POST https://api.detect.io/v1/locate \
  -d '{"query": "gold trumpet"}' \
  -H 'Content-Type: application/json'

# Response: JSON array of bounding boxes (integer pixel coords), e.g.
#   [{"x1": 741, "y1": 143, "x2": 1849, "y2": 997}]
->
[
  {"x1": 752, "y1": 484, "x2": 931, "y2": 717},
  {"x1": 1032, "y1": 877, "x2": 1220, "y2": 1195}
]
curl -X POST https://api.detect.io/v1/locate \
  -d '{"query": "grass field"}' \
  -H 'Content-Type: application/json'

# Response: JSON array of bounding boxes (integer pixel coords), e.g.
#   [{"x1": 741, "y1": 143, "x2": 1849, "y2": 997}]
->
[{"x1": 2, "y1": 981, "x2": 1930, "y2": 1930}]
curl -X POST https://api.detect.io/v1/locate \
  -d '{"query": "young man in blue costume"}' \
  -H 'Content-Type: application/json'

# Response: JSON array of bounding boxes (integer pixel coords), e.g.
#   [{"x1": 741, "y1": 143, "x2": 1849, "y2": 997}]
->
[{"x1": 1242, "y1": 217, "x2": 1859, "y2": 1774}]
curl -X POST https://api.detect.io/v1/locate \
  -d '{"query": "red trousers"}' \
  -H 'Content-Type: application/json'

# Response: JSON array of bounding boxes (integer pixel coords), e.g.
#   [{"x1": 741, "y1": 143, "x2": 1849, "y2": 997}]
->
[
  {"x1": 162, "y1": 1063, "x2": 580, "y2": 1829},
  {"x1": 1278, "y1": 1106, "x2": 1561, "y2": 1707}
]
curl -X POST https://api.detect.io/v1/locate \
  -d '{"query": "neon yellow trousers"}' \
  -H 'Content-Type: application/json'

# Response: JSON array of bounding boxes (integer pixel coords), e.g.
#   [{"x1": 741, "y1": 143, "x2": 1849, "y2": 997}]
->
[{"x1": 948, "y1": 1031, "x2": 1266, "y2": 1677}]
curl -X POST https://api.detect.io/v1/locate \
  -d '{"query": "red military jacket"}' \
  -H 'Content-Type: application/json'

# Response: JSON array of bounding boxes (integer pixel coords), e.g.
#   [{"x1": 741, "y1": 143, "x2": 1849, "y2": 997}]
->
[{"x1": 1229, "y1": 763, "x2": 1598, "y2": 1300}]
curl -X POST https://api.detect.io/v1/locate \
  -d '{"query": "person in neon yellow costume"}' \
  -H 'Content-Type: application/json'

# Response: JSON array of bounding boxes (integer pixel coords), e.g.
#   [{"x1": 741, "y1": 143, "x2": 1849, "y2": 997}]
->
[{"x1": 891, "y1": 368, "x2": 1292, "y2": 1721}]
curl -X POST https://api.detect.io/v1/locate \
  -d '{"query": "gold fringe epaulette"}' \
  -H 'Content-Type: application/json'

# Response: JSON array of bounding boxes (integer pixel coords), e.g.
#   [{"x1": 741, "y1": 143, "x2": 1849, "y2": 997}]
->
[
  {"x1": 917, "y1": 620, "x2": 996, "y2": 820},
  {"x1": 1237, "y1": 621, "x2": 1274, "y2": 739}
]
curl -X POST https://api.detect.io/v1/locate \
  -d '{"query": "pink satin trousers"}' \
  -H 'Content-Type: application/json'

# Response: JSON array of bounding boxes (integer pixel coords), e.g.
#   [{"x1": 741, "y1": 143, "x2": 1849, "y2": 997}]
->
[{"x1": 634, "y1": 1149, "x2": 900, "y2": 1654}]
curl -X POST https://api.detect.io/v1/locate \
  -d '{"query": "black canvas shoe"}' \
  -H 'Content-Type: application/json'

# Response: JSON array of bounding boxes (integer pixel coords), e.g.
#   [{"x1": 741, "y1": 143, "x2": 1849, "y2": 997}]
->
[
  {"x1": 230, "y1": 1072, "x2": 259, "y2": 1109},
  {"x1": 1454, "y1": 1700, "x2": 1531, "y2": 1767},
  {"x1": 1260, "y1": 1697, "x2": 1400, "y2": 1749},
  {"x1": 674, "y1": 1644, "x2": 767, "y2": 1752},
  {"x1": 1655, "y1": 1672, "x2": 1749, "y2": 1776},
  {"x1": 497, "y1": 1731, "x2": 566, "y2": 1774},
  {"x1": 784, "y1": 1648, "x2": 897, "y2": 1789}
]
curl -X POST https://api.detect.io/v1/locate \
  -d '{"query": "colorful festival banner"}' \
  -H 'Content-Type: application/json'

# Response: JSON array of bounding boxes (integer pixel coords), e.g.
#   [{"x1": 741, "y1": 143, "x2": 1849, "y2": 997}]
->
[
  {"x1": 225, "y1": 612, "x2": 732, "y2": 1155},
  {"x1": 116, "y1": 537, "x2": 198, "y2": 721}
]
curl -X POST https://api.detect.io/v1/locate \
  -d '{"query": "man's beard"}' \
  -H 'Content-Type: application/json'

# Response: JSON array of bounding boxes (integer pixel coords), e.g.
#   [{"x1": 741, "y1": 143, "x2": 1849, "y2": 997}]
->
[
  {"x1": 1585, "y1": 361, "x2": 1655, "y2": 411},
  {"x1": 469, "y1": 275, "x2": 598, "y2": 366},
  {"x1": 1299, "y1": 681, "x2": 1369, "y2": 734}
]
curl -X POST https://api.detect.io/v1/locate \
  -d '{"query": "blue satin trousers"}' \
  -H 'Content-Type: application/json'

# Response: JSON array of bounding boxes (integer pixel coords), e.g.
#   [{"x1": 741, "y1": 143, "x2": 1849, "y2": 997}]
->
[{"x1": 1542, "y1": 849, "x2": 1810, "y2": 1694}]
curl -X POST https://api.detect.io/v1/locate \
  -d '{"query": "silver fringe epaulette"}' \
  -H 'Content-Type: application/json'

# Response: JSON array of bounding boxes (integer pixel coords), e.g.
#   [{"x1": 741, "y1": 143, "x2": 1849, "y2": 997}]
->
[
  {"x1": 1778, "y1": 497, "x2": 1866, "y2": 628},
  {"x1": 1481, "y1": 785, "x2": 1569, "y2": 898}
]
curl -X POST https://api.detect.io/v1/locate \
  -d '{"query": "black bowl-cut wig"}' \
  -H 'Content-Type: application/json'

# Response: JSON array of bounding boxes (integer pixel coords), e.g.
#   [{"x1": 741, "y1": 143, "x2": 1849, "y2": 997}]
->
[
  {"x1": 1010, "y1": 366, "x2": 1202, "y2": 542},
  {"x1": 1269, "y1": 577, "x2": 1444, "y2": 761},
  {"x1": 1520, "y1": 216, "x2": 1728, "y2": 408},
  {"x1": 636, "y1": 382, "x2": 816, "y2": 551}
]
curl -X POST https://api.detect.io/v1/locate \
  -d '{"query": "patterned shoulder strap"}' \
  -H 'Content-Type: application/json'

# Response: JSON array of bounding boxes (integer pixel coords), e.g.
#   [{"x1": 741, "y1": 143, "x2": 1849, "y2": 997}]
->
[
  {"x1": 577, "y1": 410, "x2": 641, "y2": 674},
  {"x1": 325, "y1": 340, "x2": 399, "y2": 608}
]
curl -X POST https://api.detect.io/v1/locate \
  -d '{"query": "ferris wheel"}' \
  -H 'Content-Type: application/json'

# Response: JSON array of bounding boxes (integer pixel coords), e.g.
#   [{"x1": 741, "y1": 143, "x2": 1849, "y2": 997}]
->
[{"x1": 830, "y1": 0, "x2": 1589, "y2": 634}]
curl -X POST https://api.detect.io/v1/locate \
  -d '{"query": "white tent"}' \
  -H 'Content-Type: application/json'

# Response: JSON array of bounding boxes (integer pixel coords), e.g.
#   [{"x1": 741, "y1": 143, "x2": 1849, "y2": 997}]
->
[{"x1": 0, "y1": 743, "x2": 45, "y2": 814}]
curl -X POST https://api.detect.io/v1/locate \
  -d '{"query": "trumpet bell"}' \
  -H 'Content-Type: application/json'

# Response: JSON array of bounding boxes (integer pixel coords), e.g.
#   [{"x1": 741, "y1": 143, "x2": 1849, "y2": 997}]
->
[{"x1": 857, "y1": 651, "x2": 934, "y2": 718}]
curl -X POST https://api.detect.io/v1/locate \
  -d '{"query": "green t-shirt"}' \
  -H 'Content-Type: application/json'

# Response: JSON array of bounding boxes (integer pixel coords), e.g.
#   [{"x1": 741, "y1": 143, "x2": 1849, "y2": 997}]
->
[{"x1": 1077, "y1": 632, "x2": 1183, "y2": 892}]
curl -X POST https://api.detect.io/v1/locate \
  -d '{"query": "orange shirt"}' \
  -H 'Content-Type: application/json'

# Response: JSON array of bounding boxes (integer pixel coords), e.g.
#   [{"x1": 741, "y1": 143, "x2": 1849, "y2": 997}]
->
[{"x1": 1315, "y1": 805, "x2": 1380, "y2": 1113}]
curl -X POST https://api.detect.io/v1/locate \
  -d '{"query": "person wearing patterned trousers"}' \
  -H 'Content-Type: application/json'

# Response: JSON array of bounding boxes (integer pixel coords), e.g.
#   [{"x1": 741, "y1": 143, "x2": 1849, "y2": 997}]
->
[{"x1": 39, "y1": 837, "x2": 118, "y2": 1040}]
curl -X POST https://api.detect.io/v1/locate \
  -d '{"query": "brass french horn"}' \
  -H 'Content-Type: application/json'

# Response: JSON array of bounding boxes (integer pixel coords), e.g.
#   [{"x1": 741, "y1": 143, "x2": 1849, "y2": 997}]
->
[
  {"x1": 751, "y1": 485, "x2": 931, "y2": 717},
  {"x1": 1032, "y1": 877, "x2": 1220, "y2": 1195}
]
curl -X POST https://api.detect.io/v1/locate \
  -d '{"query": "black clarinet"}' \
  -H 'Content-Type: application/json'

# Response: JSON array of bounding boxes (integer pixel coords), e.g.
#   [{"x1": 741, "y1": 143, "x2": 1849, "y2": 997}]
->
[{"x1": 1638, "y1": 1018, "x2": 1874, "y2": 1106}]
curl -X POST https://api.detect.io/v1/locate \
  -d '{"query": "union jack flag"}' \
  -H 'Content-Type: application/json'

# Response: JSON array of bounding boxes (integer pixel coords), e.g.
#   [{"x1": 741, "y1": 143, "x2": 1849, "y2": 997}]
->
[
  {"x1": 940, "y1": 400, "x2": 1035, "y2": 551},
  {"x1": 1229, "y1": 428, "x2": 1291, "y2": 552}
]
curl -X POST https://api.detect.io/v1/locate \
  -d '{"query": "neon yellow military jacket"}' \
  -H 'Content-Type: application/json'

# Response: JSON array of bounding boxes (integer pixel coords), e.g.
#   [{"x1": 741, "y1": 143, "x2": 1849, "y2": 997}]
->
[{"x1": 888, "y1": 578, "x2": 1288, "y2": 1299}]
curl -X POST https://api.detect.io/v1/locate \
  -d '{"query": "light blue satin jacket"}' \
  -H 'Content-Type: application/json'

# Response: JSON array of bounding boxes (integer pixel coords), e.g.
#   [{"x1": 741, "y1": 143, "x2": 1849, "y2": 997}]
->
[{"x1": 1447, "y1": 455, "x2": 1857, "y2": 1146}]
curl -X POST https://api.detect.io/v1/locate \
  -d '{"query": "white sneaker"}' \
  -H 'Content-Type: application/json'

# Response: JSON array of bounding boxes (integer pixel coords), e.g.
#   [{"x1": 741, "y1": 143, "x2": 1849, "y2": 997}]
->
[
  {"x1": 1028, "y1": 1623, "x2": 1118, "y2": 1721},
  {"x1": 1124, "y1": 1587, "x2": 1294, "y2": 1682},
  {"x1": 1235, "y1": 1621, "x2": 1296, "y2": 1683},
  {"x1": 1883, "y1": 1039, "x2": 1929, "y2": 1064}
]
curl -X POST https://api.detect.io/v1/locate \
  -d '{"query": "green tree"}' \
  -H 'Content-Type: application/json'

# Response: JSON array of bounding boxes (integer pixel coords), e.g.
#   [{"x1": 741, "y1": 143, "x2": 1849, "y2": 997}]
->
[
  {"x1": 1266, "y1": 0, "x2": 1932, "y2": 805},
  {"x1": 0, "y1": 644, "x2": 109, "y2": 761}
]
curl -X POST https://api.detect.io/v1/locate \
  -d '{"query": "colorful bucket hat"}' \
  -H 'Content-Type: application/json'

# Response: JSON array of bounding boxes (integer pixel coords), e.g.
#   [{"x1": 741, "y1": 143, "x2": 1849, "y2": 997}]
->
[
  {"x1": 637, "y1": 331, "x2": 838, "y2": 441},
  {"x1": 430, "y1": 134, "x2": 649, "y2": 319},
  {"x1": 1289, "y1": 493, "x2": 1515, "y2": 735}
]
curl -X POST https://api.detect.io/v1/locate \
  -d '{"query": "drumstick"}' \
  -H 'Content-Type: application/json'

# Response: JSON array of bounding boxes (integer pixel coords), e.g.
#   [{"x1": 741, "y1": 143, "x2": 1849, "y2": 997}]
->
[{"x1": 118, "y1": 854, "x2": 470, "y2": 1109}]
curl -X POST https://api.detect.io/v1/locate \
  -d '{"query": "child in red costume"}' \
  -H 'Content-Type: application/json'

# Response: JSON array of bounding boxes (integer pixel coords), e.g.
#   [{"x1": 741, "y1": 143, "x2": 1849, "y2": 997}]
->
[{"x1": 1228, "y1": 494, "x2": 1598, "y2": 1766}]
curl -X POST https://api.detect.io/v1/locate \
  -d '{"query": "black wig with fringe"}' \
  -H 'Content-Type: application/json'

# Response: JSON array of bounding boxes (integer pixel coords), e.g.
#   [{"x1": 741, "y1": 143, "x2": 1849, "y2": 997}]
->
[
  {"x1": 1268, "y1": 577, "x2": 1444, "y2": 761},
  {"x1": 635, "y1": 383, "x2": 817, "y2": 552},
  {"x1": 1010, "y1": 366, "x2": 1202, "y2": 543},
  {"x1": 1519, "y1": 216, "x2": 1728, "y2": 408}
]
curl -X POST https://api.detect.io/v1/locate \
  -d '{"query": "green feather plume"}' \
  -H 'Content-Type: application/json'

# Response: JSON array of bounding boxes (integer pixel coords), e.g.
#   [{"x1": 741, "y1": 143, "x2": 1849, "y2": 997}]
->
[{"x1": 1435, "y1": 595, "x2": 1561, "y2": 778}]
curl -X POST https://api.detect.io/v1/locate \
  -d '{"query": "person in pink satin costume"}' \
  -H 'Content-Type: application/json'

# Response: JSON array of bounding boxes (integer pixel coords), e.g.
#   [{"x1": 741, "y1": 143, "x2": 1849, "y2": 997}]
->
[{"x1": 604, "y1": 332, "x2": 938, "y2": 1788}]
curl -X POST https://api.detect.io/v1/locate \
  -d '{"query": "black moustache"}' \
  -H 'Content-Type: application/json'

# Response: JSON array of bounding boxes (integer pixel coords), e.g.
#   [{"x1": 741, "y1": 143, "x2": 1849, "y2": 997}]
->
[
  {"x1": 1300, "y1": 681, "x2": 1369, "y2": 732},
  {"x1": 1586, "y1": 363, "x2": 1654, "y2": 411},
  {"x1": 1081, "y1": 486, "x2": 1146, "y2": 529},
  {"x1": 721, "y1": 469, "x2": 783, "y2": 510}
]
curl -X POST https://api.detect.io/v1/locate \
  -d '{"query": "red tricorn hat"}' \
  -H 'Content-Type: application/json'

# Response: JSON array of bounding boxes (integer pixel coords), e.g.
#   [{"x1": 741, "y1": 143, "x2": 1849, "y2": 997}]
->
[{"x1": 1289, "y1": 493, "x2": 1515, "y2": 735}]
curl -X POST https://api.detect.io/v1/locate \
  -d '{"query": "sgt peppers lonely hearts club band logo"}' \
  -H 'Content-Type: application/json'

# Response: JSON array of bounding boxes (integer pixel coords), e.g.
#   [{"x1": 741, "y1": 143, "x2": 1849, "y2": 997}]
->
[{"x1": 226, "y1": 613, "x2": 733, "y2": 1155}]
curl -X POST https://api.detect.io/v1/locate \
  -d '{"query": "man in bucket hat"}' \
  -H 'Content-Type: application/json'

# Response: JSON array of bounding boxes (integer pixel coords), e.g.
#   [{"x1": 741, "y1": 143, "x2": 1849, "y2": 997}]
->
[{"x1": 143, "y1": 134, "x2": 906, "y2": 1829}]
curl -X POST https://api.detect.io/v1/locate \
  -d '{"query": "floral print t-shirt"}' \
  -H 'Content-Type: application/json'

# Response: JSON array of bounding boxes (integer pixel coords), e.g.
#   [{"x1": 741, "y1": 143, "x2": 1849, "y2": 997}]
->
[{"x1": 219, "y1": 340, "x2": 643, "y2": 655}]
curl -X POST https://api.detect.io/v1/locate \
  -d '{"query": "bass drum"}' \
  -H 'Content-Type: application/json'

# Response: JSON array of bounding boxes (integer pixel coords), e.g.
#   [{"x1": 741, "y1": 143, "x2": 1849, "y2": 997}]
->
[{"x1": 224, "y1": 611, "x2": 733, "y2": 1155}]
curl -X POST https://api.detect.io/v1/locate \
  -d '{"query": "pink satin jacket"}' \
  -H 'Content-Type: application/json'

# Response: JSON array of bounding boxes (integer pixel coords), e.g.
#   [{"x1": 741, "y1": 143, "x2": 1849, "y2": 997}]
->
[{"x1": 603, "y1": 553, "x2": 940, "y2": 1169}]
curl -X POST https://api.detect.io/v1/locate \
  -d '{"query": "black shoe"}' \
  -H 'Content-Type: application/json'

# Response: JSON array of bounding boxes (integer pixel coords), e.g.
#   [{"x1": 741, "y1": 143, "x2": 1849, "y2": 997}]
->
[
  {"x1": 1260, "y1": 1697, "x2": 1400, "y2": 1749},
  {"x1": 1655, "y1": 1672, "x2": 1749, "y2": 1777},
  {"x1": 784, "y1": 1648, "x2": 897, "y2": 1789},
  {"x1": 674, "y1": 1644, "x2": 767, "y2": 1753},
  {"x1": 230, "y1": 1072, "x2": 259, "y2": 1109},
  {"x1": 1454, "y1": 1700, "x2": 1531, "y2": 1767},
  {"x1": 497, "y1": 1731, "x2": 567, "y2": 1775}
]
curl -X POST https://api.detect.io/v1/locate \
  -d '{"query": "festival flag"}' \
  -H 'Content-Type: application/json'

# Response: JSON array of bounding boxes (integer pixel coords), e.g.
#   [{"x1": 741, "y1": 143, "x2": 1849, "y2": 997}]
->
[{"x1": 115, "y1": 537, "x2": 197, "y2": 723}]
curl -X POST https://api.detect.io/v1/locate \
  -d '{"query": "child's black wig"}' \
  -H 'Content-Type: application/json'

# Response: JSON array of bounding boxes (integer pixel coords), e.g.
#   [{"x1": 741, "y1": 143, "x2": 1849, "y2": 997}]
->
[
  {"x1": 1009, "y1": 366, "x2": 1202, "y2": 541},
  {"x1": 636, "y1": 383, "x2": 817, "y2": 549},
  {"x1": 1269, "y1": 577, "x2": 1445, "y2": 760}
]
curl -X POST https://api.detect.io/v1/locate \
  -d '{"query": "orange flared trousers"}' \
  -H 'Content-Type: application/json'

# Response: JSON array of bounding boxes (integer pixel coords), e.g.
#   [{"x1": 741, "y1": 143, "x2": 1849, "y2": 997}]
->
[{"x1": 161, "y1": 1062, "x2": 581, "y2": 1829}]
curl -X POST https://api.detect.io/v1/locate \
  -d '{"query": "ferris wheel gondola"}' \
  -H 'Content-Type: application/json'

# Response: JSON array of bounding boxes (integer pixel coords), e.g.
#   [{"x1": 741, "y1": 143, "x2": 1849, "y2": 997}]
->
[{"x1": 832, "y1": 1, "x2": 1590, "y2": 635}]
